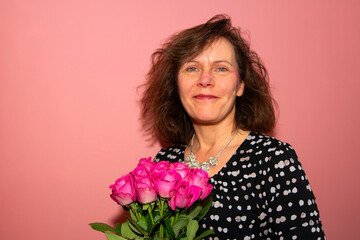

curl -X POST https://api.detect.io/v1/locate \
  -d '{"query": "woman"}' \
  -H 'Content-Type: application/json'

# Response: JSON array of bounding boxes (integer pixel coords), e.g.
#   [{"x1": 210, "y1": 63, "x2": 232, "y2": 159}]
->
[{"x1": 140, "y1": 15, "x2": 325, "y2": 239}]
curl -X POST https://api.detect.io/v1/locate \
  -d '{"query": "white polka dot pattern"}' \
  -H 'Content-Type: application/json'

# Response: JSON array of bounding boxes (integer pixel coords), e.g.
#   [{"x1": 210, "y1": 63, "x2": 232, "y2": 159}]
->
[{"x1": 154, "y1": 132, "x2": 326, "y2": 239}]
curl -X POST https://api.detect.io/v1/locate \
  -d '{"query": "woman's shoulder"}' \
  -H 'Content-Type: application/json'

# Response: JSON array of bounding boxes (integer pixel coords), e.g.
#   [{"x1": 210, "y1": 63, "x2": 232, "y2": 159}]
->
[
  {"x1": 153, "y1": 145, "x2": 186, "y2": 163},
  {"x1": 247, "y1": 132, "x2": 294, "y2": 149},
  {"x1": 246, "y1": 132, "x2": 296, "y2": 157},
  {"x1": 243, "y1": 132, "x2": 299, "y2": 170}
]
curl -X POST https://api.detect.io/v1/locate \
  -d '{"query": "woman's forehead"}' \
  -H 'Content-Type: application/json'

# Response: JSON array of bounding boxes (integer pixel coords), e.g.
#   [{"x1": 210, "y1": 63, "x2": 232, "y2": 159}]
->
[{"x1": 181, "y1": 38, "x2": 237, "y2": 65}]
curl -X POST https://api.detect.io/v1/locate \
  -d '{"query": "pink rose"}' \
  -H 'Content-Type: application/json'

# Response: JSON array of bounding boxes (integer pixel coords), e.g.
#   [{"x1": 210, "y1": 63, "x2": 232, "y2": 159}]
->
[
  {"x1": 151, "y1": 161, "x2": 171, "y2": 173},
  {"x1": 132, "y1": 166, "x2": 157, "y2": 204},
  {"x1": 170, "y1": 162, "x2": 190, "y2": 179},
  {"x1": 168, "y1": 181, "x2": 202, "y2": 210},
  {"x1": 137, "y1": 157, "x2": 154, "y2": 172},
  {"x1": 132, "y1": 165, "x2": 150, "y2": 179},
  {"x1": 187, "y1": 168, "x2": 213, "y2": 200},
  {"x1": 109, "y1": 174, "x2": 136, "y2": 206},
  {"x1": 151, "y1": 169, "x2": 181, "y2": 198}
]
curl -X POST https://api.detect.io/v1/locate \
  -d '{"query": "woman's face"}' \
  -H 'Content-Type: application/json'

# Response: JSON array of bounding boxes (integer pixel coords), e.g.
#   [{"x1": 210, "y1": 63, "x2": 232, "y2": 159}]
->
[{"x1": 177, "y1": 37, "x2": 244, "y2": 126}]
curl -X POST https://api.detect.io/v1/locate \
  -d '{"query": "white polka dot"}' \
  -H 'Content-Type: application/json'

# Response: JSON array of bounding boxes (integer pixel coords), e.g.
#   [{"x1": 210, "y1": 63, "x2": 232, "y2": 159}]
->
[
  {"x1": 283, "y1": 189, "x2": 290, "y2": 196},
  {"x1": 259, "y1": 212, "x2": 267, "y2": 220},
  {"x1": 277, "y1": 161, "x2": 285, "y2": 168}
]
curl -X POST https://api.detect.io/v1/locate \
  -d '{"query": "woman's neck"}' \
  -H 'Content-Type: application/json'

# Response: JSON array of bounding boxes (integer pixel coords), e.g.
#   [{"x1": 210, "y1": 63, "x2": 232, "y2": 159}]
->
[
  {"x1": 186, "y1": 123, "x2": 250, "y2": 177},
  {"x1": 192, "y1": 123, "x2": 238, "y2": 150}
]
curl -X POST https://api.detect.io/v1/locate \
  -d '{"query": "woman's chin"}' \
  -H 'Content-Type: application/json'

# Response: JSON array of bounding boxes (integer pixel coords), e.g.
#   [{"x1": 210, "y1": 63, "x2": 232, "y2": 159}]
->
[{"x1": 190, "y1": 116, "x2": 228, "y2": 126}]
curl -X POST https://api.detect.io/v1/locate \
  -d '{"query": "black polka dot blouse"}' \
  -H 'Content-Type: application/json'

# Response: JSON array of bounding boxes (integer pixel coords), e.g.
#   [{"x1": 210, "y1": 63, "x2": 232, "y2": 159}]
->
[{"x1": 154, "y1": 132, "x2": 326, "y2": 240}]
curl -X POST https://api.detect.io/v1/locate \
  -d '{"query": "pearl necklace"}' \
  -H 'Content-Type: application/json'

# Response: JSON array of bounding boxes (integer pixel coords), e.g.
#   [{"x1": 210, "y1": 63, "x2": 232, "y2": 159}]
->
[{"x1": 184, "y1": 130, "x2": 239, "y2": 172}]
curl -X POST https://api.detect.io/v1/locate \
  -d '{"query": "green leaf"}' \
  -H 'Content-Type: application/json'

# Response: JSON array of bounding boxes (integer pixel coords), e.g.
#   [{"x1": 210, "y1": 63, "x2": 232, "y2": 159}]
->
[
  {"x1": 121, "y1": 221, "x2": 138, "y2": 239},
  {"x1": 196, "y1": 194, "x2": 213, "y2": 221},
  {"x1": 104, "y1": 232, "x2": 128, "y2": 240},
  {"x1": 130, "y1": 202, "x2": 144, "y2": 219},
  {"x1": 172, "y1": 215, "x2": 189, "y2": 237},
  {"x1": 148, "y1": 211, "x2": 171, "y2": 234},
  {"x1": 193, "y1": 229, "x2": 215, "y2": 240},
  {"x1": 164, "y1": 217, "x2": 175, "y2": 239},
  {"x1": 89, "y1": 223, "x2": 117, "y2": 233},
  {"x1": 154, "y1": 236, "x2": 169, "y2": 240},
  {"x1": 142, "y1": 204, "x2": 149, "y2": 211},
  {"x1": 127, "y1": 217, "x2": 148, "y2": 236},
  {"x1": 181, "y1": 205, "x2": 202, "y2": 221},
  {"x1": 153, "y1": 214, "x2": 161, "y2": 222},
  {"x1": 144, "y1": 210, "x2": 152, "y2": 229},
  {"x1": 130, "y1": 208, "x2": 138, "y2": 221},
  {"x1": 116, "y1": 223, "x2": 122, "y2": 235},
  {"x1": 176, "y1": 232, "x2": 186, "y2": 240},
  {"x1": 186, "y1": 220, "x2": 198, "y2": 240}
]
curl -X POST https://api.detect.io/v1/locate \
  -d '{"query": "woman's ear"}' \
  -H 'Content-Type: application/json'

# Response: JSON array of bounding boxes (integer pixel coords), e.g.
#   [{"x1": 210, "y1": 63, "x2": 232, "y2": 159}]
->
[{"x1": 236, "y1": 81, "x2": 245, "y2": 97}]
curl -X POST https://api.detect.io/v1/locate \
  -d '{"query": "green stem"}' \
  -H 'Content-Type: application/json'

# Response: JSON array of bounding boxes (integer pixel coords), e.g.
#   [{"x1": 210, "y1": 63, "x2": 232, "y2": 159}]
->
[
  {"x1": 148, "y1": 204, "x2": 155, "y2": 225},
  {"x1": 170, "y1": 216, "x2": 174, "y2": 226},
  {"x1": 131, "y1": 204, "x2": 141, "y2": 221},
  {"x1": 173, "y1": 209, "x2": 180, "y2": 226},
  {"x1": 159, "y1": 199, "x2": 164, "y2": 238}
]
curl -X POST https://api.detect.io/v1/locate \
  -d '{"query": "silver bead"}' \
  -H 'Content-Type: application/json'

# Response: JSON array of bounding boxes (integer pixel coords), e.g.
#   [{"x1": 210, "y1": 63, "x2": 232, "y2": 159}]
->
[
  {"x1": 202, "y1": 162, "x2": 210, "y2": 172},
  {"x1": 194, "y1": 162, "x2": 201, "y2": 169},
  {"x1": 209, "y1": 156, "x2": 218, "y2": 166}
]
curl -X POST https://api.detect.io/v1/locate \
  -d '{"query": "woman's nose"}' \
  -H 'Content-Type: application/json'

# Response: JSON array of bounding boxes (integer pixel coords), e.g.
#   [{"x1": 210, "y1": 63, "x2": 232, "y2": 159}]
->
[{"x1": 198, "y1": 70, "x2": 214, "y2": 87}]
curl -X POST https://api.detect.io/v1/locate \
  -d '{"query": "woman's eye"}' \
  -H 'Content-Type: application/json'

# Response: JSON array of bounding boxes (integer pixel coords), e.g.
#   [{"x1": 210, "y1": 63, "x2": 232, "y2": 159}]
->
[
  {"x1": 186, "y1": 67, "x2": 198, "y2": 72},
  {"x1": 217, "y1": 67, "x2": 228, "y2": 72}
]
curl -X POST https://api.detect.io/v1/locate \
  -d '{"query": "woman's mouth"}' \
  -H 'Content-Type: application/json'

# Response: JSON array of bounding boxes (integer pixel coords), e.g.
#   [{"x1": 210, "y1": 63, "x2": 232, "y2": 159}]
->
[{"x1": 194, "y1": 94, "x2": 218, "y2": 100}]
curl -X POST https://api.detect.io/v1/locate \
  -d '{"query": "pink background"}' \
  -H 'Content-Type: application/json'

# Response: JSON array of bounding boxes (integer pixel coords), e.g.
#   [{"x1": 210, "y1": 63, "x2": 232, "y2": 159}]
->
[{"x1": 1, "y1": 1, "x2": 359, "y2": 239}]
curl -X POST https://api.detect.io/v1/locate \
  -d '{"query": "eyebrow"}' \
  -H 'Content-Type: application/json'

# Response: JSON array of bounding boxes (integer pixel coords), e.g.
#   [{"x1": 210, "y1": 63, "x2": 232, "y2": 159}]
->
[{"x1": 185, "y1": 60, "x2": 234, "y2": 66}]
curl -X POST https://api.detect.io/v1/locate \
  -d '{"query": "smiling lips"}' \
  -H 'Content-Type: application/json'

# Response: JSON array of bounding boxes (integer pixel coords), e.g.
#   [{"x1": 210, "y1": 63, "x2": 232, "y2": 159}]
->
[{"x1": 194, "y1": 94, "x2": 218, "y2": 100}]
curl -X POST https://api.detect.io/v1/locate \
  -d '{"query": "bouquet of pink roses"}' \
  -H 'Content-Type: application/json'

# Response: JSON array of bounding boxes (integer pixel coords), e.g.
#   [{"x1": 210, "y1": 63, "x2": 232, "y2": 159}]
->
[{"x1": 90, "y1": 157, "x2": 214, "y2": 240}]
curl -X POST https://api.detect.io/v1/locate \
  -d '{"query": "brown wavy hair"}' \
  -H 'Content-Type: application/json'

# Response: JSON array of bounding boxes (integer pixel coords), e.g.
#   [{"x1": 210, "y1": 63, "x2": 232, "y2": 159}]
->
[{"x1": 140, "y1": 14, "x2": 276, "y2": 147}]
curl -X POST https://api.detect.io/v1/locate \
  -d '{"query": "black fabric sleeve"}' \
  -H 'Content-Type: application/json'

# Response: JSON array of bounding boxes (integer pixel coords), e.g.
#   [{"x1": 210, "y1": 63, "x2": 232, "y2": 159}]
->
[{"x1": 261, "y1": 143, "x2": 326, "y2": 239}]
